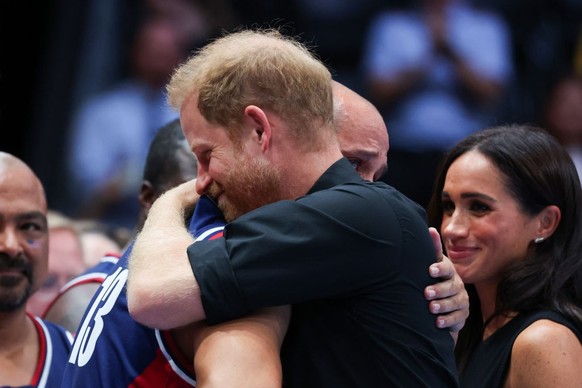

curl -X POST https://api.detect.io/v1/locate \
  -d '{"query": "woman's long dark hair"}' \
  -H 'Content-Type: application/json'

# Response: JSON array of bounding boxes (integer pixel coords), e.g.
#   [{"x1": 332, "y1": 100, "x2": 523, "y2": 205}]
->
[{"x1": 427, "y1": 124, "x2": 582, "y2": 371}]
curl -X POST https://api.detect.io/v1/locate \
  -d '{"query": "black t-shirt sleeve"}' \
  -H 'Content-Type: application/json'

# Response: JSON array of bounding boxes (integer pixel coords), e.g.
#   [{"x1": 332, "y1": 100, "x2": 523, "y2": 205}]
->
[{"x1": 187, "y1": 239, "x2": 249, "y2": 323}]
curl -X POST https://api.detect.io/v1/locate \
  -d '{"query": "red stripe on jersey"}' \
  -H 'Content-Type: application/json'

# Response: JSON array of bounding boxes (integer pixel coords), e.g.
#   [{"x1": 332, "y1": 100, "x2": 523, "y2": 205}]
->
[
  {"x1": 128, "y1": 348, "x2": 194, "y2": 388},
  {"x1": 209, "y1": 231, "x2": 224, "y2": 240},
  {"x1": 29, "y1": 314, "x2": 47, "y2": 385}
]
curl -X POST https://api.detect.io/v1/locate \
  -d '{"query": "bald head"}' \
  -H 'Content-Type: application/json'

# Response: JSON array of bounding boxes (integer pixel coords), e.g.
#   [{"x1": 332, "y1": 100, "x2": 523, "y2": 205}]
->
[
  {"x1": 0, "y1": 152, "x2": 47, "y2": 210},
  {"x1": 0, "y1": 152, "x2": 49, "y2": 312},
  {"x1": 332, "y1": 81, "x2": 389, "y2": 181}
]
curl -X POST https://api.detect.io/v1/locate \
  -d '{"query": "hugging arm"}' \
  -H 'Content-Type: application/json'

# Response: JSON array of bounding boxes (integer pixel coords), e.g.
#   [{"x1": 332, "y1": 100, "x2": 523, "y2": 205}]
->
[{"x1": 127, "y1": 179, "x2": 206, "y2": 329}]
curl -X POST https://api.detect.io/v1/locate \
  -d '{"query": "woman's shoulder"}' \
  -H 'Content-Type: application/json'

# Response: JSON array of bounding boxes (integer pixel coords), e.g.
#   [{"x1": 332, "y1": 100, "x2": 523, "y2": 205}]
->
[
  {"x1": 507, "y1": 319, "x2": 582, "y2": 386},
  {"x1": 515, "y1": 318, "x2": 581, "y2": 349}
]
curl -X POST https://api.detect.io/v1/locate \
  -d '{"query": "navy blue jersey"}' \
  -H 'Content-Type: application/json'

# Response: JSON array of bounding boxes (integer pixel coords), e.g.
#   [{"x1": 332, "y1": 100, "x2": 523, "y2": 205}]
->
[
  {"x1": 2, "y1": 315, "x2": 74, "y2": 388},
  {"x1": 62, "y1": 196, "x2": 225, "y2": 387}
]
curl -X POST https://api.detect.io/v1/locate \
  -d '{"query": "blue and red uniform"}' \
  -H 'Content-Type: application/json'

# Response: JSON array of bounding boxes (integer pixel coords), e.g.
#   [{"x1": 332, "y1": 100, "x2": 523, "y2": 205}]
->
[
  {"x1": 4, "y1": 314, "x2": 74, "y2": 388},
  {"x1": 61, "y1": 196, "x2": 226, "y2": 387}
]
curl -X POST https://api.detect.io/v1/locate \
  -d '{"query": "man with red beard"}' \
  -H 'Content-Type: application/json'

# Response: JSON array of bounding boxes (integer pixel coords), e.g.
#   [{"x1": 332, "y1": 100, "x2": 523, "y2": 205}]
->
[
  {"x1": 127, "y1": 29, "x2": 459, "y2": 387},
  {"x1": 0, "y1": 152, "x2": 73, "y2": 387},
  {"x1": 60, "y1": 96, "x2": 463, "y2": 387}
]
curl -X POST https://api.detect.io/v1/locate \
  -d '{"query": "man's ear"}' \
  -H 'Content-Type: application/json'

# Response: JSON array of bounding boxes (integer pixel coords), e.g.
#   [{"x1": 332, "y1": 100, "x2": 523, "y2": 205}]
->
[
  {"x1": 244, "y1": 105, "x2": 272, "y2": 152},
  {"x1": 535, "y1": 205, "x2": 561, "y2": 240},
  {"x1": 138, "y1": 181, "x2": 156, "y2": 211}
]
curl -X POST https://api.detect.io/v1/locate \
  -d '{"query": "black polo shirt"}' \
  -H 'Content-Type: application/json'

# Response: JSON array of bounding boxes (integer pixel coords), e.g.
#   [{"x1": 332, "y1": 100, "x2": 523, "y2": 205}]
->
[{"x1": 188, "y1": 157, "x2": 459, "y2": 387}]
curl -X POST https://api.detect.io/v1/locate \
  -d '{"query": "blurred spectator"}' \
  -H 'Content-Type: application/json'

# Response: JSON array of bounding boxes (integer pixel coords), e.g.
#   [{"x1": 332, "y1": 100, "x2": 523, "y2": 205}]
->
[
  {"x1": 292, "y1": 0, "x2": 387, "y2": 92},
  {"x1": 543, "y1": 74, "x2": 582, "y2": 182},
  {"x1": 576, "y1": 28, "x2": 582, "y2": 76},
  {"x1": 145, "y1": 0, "x2": 241, "y2": 50},
  {"x1": 361, "y1": 0, "x2": 513, "y2": 208},
  {"x1": 27, "y1": 210, "x2": 87, "y2": 316},
  {"x1": 573, "y1": 17, "x2": 582, "y2": 80},
  {"x1": 478, "y1": 0, "x2": 582, "y2": 123},
  {"x1": 26, "y1": 210, "x2": 123, "y2": 316},
  {"x1": 75, "y1": 219, "x2": 125, "y2": 267},
  {"x1": 64, "y1": 16, "x2": 187, "y2": 230}
]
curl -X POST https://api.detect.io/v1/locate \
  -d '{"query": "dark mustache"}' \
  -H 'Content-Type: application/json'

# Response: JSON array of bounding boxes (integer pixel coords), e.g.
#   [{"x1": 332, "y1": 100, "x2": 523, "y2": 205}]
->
[{"x1": 0, "y1": 253, "x2": 33, "y2": 278}]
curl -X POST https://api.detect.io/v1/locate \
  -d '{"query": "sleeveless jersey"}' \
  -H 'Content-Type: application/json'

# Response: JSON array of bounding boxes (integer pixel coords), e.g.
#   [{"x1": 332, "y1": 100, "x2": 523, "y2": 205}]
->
[
  {"x1": 2, "y1": 314, "x2": 74, "y2": 388},
  {"x1": 61, "y1": 196, "x2": 226, "y2": 387}
]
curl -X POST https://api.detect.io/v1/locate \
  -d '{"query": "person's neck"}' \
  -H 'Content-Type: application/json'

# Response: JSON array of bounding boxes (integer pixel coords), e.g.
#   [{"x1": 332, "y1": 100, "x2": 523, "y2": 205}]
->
[
  {"x1": 475, "y1": 281, "x2": 516, "y2": 340},
  {"x1": 0, "y1": 310, "x2": 39, "y2": 386},
  {"x1": 0, "y1": 309, "x2": 32, "y2": 351},
  {"x1": 277, "y1": 145, "x2": 344, "y2": 200}
]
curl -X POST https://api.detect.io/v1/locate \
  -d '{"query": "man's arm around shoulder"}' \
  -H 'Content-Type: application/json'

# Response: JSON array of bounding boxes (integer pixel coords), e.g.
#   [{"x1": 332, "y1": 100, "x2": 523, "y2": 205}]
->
[{"x1": 127, "y1": 180, "x2": 206, "y2": 329}]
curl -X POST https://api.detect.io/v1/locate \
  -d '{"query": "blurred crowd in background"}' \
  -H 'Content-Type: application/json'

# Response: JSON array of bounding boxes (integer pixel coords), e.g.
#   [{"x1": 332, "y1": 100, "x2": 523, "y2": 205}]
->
[{"x1": 3, "y1": 0, "x2": 582, "y2": 247}]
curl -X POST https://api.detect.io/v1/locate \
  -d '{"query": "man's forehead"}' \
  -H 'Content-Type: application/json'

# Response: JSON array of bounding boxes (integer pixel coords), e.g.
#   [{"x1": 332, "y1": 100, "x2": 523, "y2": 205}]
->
[
  {"x1": 0, "y1": 181, "x2": 47, "y2": 212},
  {"x1": 180, "y1": 117, "x2": 203, "y2": 149}
]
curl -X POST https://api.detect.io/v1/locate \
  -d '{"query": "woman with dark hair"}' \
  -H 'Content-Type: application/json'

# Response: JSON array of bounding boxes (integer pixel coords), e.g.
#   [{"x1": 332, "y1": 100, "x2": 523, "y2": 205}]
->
[{"x1": 428, "y1": 124, "x2": 582, "y2": 386}]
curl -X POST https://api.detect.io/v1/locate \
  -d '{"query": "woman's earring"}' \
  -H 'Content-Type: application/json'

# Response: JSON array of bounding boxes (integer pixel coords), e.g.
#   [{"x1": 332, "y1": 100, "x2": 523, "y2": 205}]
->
[{"x1": 534, "y1": 237, "x2": 545, "y2": 244}]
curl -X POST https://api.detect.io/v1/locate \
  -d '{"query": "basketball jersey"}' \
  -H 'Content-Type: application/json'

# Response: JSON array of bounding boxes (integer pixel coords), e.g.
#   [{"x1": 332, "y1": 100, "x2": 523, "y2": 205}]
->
[
  {"x1": 3, "y1": 315, "x2": 74, "y2": 388},
  {"x1": 61, "y1": 196, "x2": 226, "y2": 387}
]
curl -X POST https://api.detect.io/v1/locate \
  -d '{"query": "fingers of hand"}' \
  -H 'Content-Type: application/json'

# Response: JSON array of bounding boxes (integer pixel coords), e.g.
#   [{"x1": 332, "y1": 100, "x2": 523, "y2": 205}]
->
[
  {"x1": 428, "y1": 227, "x2": 443, "y2": 262},
  {"x1": 435, "y1": 309, "x2": 469, "y2": 332},
  {"x1": 426, "y1": 276, "x2": 469, "y2": 315},
  {"x1": 429, "y1": 259, "x2": 454, "y2": 280}
]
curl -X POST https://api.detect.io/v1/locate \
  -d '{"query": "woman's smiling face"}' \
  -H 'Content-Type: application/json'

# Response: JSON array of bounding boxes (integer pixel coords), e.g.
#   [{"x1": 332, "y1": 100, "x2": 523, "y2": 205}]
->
[{"x1": 440, "y1": 150, "x2": 540, "y2": 286}]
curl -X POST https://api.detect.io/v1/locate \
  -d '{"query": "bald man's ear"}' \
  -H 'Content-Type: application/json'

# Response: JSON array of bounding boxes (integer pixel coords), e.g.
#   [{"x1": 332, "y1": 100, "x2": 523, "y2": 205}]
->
[{"x1": 244, "y1": 105, "x2": 272, "y2": 152}]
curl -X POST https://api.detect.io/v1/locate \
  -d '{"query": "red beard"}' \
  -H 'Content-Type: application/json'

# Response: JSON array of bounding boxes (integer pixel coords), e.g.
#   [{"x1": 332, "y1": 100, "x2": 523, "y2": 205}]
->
[{"x1": 207, "y1": 154, "x2": 282, "y2": 222}]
